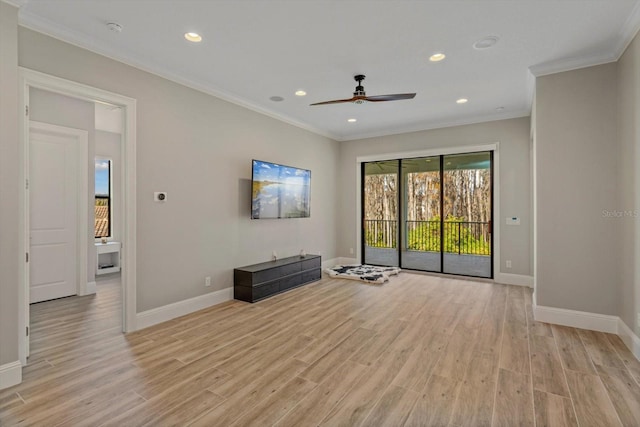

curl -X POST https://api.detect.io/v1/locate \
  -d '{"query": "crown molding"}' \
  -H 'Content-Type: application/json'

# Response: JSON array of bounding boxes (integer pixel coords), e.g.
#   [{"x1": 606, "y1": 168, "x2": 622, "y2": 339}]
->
[
  {"x1": 338, "y1": 109, "x2": 530, "y2": 142},
  {"x1": 530, "y1": 1, "x2": 640, "y2": 77},
  {"x1": 19, "y1": 1, "x2": 636, "y2": 142},
  {"x1": 1, "y1": 0, "x2": 28, "y2": 7},
  {"x1": 613, "y1": 0, "x2": 640, "y2": 58},
  {"x1": 18, "y1": 11, "x2": 339, "y2": 142},
  {"x1": 529, "y1": 52, "x2": 618, "y2": 77}
]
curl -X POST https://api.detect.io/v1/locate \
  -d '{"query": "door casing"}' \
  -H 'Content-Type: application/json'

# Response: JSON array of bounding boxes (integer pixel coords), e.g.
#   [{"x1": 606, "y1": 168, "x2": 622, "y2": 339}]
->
[{"x1": 18, "y1": 68, "x2": 138, "y2": 366}]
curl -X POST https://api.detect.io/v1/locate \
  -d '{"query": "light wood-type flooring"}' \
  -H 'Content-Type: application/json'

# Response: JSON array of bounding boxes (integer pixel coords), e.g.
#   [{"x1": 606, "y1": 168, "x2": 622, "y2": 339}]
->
[{"x1": 2, "y1": 273, "x2": 640, "y2": 426}]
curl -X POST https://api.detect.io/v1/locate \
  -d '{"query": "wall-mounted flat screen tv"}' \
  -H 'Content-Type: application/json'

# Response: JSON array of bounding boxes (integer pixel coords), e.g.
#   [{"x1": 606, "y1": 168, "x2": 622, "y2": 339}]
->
[{"x1": 252, "y1": 160, "x2": 311, "y2": 219}]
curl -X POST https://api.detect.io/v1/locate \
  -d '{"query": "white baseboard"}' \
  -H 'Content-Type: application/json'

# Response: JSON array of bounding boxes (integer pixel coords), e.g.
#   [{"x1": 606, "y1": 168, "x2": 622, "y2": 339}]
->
[
  {"x1": 322, "y1": 257, "x2": 358, "y2": 269},
  {"x1": 534, "y1": 305, "x2": 640, "y2": 361},
  {"x1": 618, "y1": 318, "x2": 640, "y2": 360},
  {"x1": 86, "y1": 281, "x2": 96, "y2": 295},
  {"x1": 534, "y1": 305, "x2": 619, "y2": 333},
  {"x1": 322, "y1": 258, "x2": 340, "y2": 269},
  {"x1": 136, "y1": 287, "x2": 233, "y2": 330},
  {"x1": 494, "y1": 272, "x2": 533, "y2": 287},
  {"x1": 0, "y1": 360, "x2": 22, "y2": 390}
]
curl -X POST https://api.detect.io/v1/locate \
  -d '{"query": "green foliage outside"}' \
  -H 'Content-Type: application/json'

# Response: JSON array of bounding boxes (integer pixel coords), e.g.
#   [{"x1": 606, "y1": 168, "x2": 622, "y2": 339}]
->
[
  {"x1": 365, "y1": 223, "x2": 397, "y2": 249},
  {"x1": 366, "y1": 215, "x2": 490, "y2": 255}
]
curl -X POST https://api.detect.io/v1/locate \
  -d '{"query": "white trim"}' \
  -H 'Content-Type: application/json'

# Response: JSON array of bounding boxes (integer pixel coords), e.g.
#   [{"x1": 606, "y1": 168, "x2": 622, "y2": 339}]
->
[
  {"x1": 1, "y1": 0, "x2": 27, "y2": 8},
  {"x1": 86, "y1": 281, "x2": 96, "y2": 295},
  {"x1": 533, "y1": 305, "x2": 619, "y2": 333},
  {"x1": 0, "y1": 361, "x2": 22, "y2": 390},
  {"x1": 618, "y1": 319, "x2": 640, "y2": 361},
  {"x1": 529, "y1": 54, "x2": 618, "y2": 78},
  {"x1": 533, "y1": 306, "x2": 640, "y2": 361},
  {"x1": 322, "y1": 257, "x2": 340, "y2": 269},
  {"x1": 322, "y1": 257, "x2": 358, "y2": 269},
  {"x1": 355, "y1": 143, "x2": 499, "y2": 164},
  {"x1": 529, "y1": 2, "x2": 640, "y2": 78},
  {"x1": 136, "y1": 287, "x2": 234, "y2": 330},
  {"x1": 19, "y1": 68, "x2": 137, "y2": 367},
  {"x1": 14, "y1": 9, "x2": 533, "y2": 143},
  {"x1": 17, "y1": 12, "x2": 335, "y2": 142},
  {"x1": 494, "y1": 273, "x2": 533, "y2": 287},
  {"x1": 613, "y1": 0, "x2": 640, "y2": 60},
  {"x1": 340, "y1": 111, "x2": 529, "y2": 142}
]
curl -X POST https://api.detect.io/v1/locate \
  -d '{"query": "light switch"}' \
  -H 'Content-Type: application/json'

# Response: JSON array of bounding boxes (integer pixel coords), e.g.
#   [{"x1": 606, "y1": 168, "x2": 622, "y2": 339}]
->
[{"x1": 506, "y1": 217, "x2": 520, "y2": 225}]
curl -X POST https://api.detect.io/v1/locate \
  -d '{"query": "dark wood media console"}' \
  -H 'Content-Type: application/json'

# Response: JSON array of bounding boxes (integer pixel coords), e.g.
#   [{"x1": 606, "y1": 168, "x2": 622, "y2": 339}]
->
[{"x1": 233, "y1": 254, "x2": 322, "y2": 303}]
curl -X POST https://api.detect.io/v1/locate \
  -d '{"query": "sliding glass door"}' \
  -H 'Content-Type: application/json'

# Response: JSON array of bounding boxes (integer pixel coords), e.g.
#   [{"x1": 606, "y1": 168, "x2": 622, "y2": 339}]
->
[
  {"x1": 362, "y1": 151, "x2": 493, "y2": 278},
  {"x1": 362, "y1": 160, "x2": 399, "y2": 267},
  {"x1": 401, "y1": 156, "x2": 441, "y2": 271},
  {"x1": 442, "y1": 152, "x2": 492, "y2": 277}
]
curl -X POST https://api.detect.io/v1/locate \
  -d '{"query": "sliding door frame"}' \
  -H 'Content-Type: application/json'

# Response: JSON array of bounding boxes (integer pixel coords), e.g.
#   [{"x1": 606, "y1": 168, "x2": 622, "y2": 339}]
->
[{"x1": 357, "y1": 143, "x2": 500, "y2": 279}]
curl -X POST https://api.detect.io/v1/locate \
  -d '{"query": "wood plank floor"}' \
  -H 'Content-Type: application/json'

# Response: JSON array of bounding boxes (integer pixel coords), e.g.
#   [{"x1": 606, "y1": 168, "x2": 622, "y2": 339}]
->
[{"x1": 2, "y1": 273, "x2": 640, "y2": 426}]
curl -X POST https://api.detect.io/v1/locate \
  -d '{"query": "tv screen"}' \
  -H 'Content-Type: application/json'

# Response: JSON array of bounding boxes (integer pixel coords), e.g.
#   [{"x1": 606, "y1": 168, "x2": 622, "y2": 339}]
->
[{"x1": 252, "y1": 160, "x2": 311, "y2": 219}]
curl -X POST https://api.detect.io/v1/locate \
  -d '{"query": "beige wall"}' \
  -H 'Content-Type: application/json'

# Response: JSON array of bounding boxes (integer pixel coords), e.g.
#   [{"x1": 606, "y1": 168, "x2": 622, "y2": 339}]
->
[
  {"x1": 18, "y1": 27, "x2": 340, "y2": 312},
  {"x1": 0, "y1": 1, "x2": 20, "y2": 368},
  {"x1": 535, "y1": 63, "x2": 619, "y2": 315},
  {"x1": 337, "y1": 117, "x2": 532, "y2": 277},
  {"x1": 617, "y1": 32, "x2": 640, "y2": 335}
]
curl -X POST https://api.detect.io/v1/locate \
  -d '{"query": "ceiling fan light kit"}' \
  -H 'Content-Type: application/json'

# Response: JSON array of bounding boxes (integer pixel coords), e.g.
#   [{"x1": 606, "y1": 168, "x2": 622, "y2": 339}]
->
[{"x1": 310, "y1": 75, "x2": 416, "y2": 106}]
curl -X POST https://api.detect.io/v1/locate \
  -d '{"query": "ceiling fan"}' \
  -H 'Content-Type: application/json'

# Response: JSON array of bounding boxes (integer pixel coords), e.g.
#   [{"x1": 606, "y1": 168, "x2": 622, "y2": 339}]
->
[{"x1": 310, "y1": 75, "x2": 416, "y2": 106}]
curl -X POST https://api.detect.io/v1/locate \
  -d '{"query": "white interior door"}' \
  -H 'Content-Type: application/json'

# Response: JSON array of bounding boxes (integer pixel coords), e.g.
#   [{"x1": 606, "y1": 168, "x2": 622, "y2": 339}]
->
[{"x1": 29, "y1": 123, "x2": 85, "y2": 303}]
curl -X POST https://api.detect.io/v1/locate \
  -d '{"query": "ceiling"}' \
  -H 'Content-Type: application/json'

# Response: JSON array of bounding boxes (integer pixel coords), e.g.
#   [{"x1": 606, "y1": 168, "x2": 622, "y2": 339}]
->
[{"x1": 11, "y1": 0, "x2": 640, "y2": 141}]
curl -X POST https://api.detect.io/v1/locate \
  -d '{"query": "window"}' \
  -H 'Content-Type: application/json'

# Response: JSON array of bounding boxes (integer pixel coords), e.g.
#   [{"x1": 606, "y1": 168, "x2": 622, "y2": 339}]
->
[{"x1": 95, "y1": 158, "x2": 111, "y2": 238}]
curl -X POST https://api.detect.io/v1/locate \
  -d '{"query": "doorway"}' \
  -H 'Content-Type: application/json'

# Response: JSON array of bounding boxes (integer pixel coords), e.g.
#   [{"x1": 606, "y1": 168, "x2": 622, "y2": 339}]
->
[
  {"x1": 19, "y1": 68, "x2": 137, "y2": 365},
  {"x1": 362, "y1": 151, "x2": 493, "y2": 278}
]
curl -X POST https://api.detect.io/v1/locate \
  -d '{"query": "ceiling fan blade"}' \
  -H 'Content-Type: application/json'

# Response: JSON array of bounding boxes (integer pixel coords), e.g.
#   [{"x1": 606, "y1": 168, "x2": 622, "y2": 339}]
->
[
  {"x1": 364, "y1": 93, "x2": 416, "y2": 102},
  {"x1": 309, "y1": 97, "x2": 358, "y2": 106}
]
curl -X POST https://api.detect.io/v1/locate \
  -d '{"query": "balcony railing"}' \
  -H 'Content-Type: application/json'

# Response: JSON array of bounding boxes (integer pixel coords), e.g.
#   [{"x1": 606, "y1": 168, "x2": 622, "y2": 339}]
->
[{"x1": 364, "y1": 219, "x2": 491, "y2": 255}]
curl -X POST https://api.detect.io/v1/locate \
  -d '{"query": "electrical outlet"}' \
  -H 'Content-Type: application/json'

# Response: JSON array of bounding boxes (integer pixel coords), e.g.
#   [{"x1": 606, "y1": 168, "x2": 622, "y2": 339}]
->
[
  {"x1": 272, "y1": 251, "x2": 277, "y2": 261},
  {"x1": 205, "y1": 276, "x2": 211, "y2": 287},
  {"x1": 349, "y1": 248, "x2": 354, "y2": 254},
  {"x1": 506, "y1": 260, "x2": 512, "y2": 269}
]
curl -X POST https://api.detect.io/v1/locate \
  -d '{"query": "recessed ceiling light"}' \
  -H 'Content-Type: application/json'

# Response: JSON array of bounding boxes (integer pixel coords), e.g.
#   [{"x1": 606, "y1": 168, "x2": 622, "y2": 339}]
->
[
  {"x1": 184, "y1": 32, "x2": 202, "y2": 42},
  {"x1": 429, "y1": 53, "x2": 446, "y2": 62},
  {"x1": 456, "y1": 98, "x2": 468, "y2": 104},
  {"x1": 106, "y1": 22, "x2": 122, "y2": 33},
  {"x1": 347, "y1": 118, "x2": 357, "y2": 123},
  {"x1": 495, "y1": 106, "x2": 505, "y2": 112},
  {"x1": 295, "y1": 90, "x2": 307, "y2": 97},
  {"x1": 269, "y1": 96, "x2": 284, "y2": 102},
  {"x1": 473, "y1": 36, "x2": 499, "y2": 50}
]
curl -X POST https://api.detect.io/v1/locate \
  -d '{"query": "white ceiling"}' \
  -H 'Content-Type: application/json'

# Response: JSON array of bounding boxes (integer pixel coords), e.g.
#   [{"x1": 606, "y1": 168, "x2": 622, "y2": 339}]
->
[{"x1": 12, "y1": 0, "x2": 640, "y2": 141}]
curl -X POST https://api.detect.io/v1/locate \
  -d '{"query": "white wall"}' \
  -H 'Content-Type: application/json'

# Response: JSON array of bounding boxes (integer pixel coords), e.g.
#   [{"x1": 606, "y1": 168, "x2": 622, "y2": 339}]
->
[
  {"x1": 618, "y1": 32, "x2": 640, "y2": 335},
  {"x1": 18, "y1": 27, "x2": 340, "y2": 313},
  {"x1": 95, "y1": 130, "x2": 122, "y2": 243},
  {"x1": 336, "y1": 117, "x2": 532, "y2": 277},
  {"x1": 29, "y1": 87, "x2": 97, "y2": 285},
  {"x1": 0, "y1": 1, "x2": 20, "y2": 370},
  {"x1": 535, "y1": 63, "x2": 619, "y2": 315}
]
